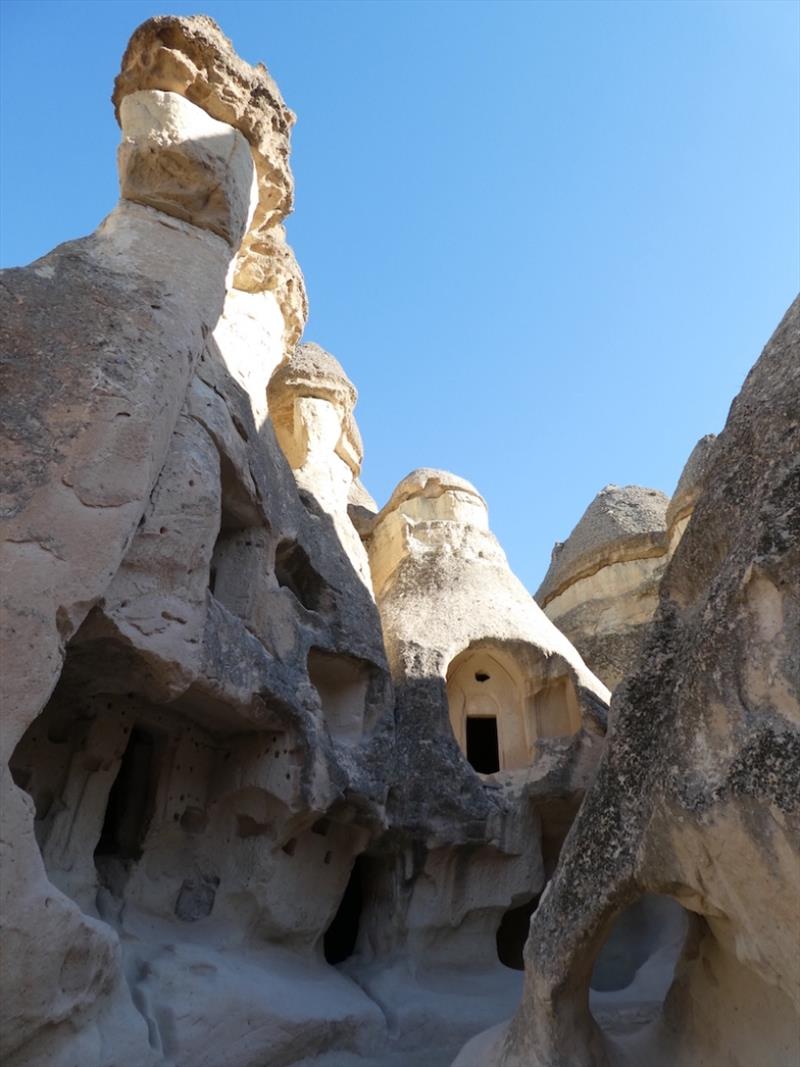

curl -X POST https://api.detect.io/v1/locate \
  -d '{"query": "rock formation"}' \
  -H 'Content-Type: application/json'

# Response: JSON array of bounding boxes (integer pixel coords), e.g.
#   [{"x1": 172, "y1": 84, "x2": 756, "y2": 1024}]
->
[
  {"x1": 1, "y1": 16, "x2": 390, "y2": 1067},
  {"x1": 536, "y1": 486, "x2": 671, "y2": 689},
  {"x1": 1, "y1": 13, "x2": 797, "y2": 1067},
  {"x1": 338, "y1": 469, "x2": 610, "y2": 1058},
  {"x1": 537, "y1": 436, "x2": 718, "y2": 690},
  {"x1": 268, "y1": 343, "x2": 374, "y2": 589},
  {"x1": 455, "y1": 298, "x2": 800, "y2": 1067},
  {"x1": 664, "y1": 433, "x2": 717, "y2": 553},
  {"x1": 0, "y1": 16, "x2": 609, "y2": 1067}
]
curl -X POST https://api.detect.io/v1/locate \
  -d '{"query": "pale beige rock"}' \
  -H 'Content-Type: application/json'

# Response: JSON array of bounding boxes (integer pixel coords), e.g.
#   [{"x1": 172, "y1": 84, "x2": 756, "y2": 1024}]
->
[
  {"x1": 113, "y1": 14, "x2": 295, "y2": 233},
  {"x1": 357, "y1": 467, "x2": 609, "y2": 996},
  {"x1": 269, "y1": 344, "x2": 374, "y2": 590},
  {"x1": 0, "y1": 18, "x2": 390, "y2": 1067},
  {"x1": 371, "y1": 467, "x2": 610, "y2": 712},
  {"x1": 234, "y1": 223, "x2": 309, "y2": 349},
  {"x1": 537, "y1": 440, "x2": 718, "y2": 692},
  {"x1": 0, "y1": 96, "x2": 251, "y2": 1061},
  {"x1": 118, "y1": 90, "x2": 258, "y2": 246},
  {"x1": 665, "y1": 433, "x2": 717, "y2": 553},
  {"x1": 113, "y1": 14, "x2": 308, "y2": 350},
  {"x1": 211, "y1": 287, "x2": 286, "y2": 428},
  {"x1": 536, "y1": 486, "x2": 670, "y2": 689},
  {"x1": 5, "y1": 14, "x2": 796, "y2": 1067}
]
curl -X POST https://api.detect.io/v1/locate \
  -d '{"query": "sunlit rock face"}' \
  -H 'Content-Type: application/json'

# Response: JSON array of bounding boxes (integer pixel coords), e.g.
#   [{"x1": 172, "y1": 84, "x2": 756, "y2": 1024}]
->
[
  {"x1": 537, "y1": 438, "x2": 718, "y2": 694},
  {"x1": 0, "y1": 17, "x2": 391, "y2": 1067},
  {"x1": 664, "y1": 433, "x2": 717, "y2": 554},
  {"x1": 454, "y1": 297, "x2": 800, "y2": 1067},
  {"x1": 368, "y1": 468, "x2": 610, "y2": 765},
  {"x1": 2, "y1": 15, "x2": 601, "y2": 1067},
  {"x1": 268, "y1": 343, "x2": 374, "y2": 591},
  {"x1": 537, "y1": 485, "x2": 670, "y2": 689},
  {"x1": 337, "y1": 469, "x2": 609, "y2": 1057},
  {"x1": 1, "y1": 13, "x2": 797, "y2": 1067}
]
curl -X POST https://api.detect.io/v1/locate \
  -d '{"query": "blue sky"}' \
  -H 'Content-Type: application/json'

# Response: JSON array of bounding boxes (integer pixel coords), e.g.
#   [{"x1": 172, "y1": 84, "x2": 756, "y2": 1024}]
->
[{"x1": 2, "y1": 1, "x2": 798, "y2": 591}]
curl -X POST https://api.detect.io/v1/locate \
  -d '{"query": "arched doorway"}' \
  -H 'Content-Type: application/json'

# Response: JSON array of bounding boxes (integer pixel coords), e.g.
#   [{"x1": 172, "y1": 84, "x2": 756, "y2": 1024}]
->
[{"x1": 446, "y1": 649, "x2": 528, "y2": 771}]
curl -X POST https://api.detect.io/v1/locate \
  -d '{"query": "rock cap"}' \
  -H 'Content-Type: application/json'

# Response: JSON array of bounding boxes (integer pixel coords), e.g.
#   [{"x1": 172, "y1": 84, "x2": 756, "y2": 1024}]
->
[
  {"x1": 113, "y1": 15, "x2": 308, "y2": 347},
  {"x1": 113, "y1": 15, "x2": 294, "y2": 230},
  {"x1": 380, "y1": 468, "x2": 487, "y2": 520},
  {"x1": 268, "y1": 343, "x2": 363, "y2": 474},
  {"x1": 537, "y1": 485, "x2": 669, "y2": 606},
  {"x1": 269, "y1": 342, "x2": 357, "y2": 411}
]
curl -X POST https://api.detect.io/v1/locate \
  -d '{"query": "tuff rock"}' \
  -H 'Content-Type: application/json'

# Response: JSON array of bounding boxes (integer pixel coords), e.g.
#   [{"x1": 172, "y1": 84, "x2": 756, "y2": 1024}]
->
[
  {"x1": 537, "y1": 439, "x2": 718, "y2": 691},
  {"x1": 455, "y1": 298, "x2": 800, "y2": 1067},
  {"x1": 0, "y1": 14, "x2": 797, "y2": 1067}
]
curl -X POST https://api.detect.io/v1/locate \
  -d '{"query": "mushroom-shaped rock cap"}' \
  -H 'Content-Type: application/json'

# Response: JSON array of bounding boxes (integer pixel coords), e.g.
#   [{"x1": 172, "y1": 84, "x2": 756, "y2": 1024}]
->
[
  {"x1": 268, "y1": 343, "x2": 357, "y2": 411},
  {"x1": 113, "y1": 16, "x2": 295, "y2": 230},
  {"x1": 268, "y1": 343, "x2": 363, "y2": 474},
  {"x1": 666, "y1": 434, "x2": 717, "y2": 529},
  {"x1": 537, "y1": 485, "x2": 669, "y2": 604},
  {"x1": 377, "y1": 468, "x2": 488, "y2": 527}
]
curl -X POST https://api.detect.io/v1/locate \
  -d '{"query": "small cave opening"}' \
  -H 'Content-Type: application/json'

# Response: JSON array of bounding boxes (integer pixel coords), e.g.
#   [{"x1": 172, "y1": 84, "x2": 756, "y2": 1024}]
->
[
  {"x1": 324, "y1": 855, "x2": 366, "y2": 965},
  {"x1": 308, "y1": 648, "x2": 371, "y2": 744},
  {"x1": 531, "y1": 677, "x2": 579, "y2": 739},
  {"x1": 275, "y1": 539, "x2": 331, "y2": 614},
  {"x1": 497, "y1": 893, "x2": 541, "y2": 970},
  {"x1": 94, "y1": 727, "x2": 159, "y2": 881},
  {"x1": 209, "y1": 516, "x2": 269, "y2": 618},
  {"x1": 466, "y1": 715, "x2": 500, "y2": 774},
  {"x1": 589, "y1": 894, "x2": 689, "y2": 1021}
]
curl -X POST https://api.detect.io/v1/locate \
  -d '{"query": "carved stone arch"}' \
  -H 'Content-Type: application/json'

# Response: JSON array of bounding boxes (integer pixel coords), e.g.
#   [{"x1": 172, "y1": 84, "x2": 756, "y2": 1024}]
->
[{"x1": 446, "y1": 646, "x2": 530, "y2": 771}]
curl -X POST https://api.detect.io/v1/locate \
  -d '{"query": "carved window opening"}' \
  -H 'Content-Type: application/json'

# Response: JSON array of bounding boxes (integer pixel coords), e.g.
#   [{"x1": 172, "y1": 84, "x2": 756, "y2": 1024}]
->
[
  {"x1": 308, "y1": 648, "x2": 372, "y2": 744},
  {"x1": 497, "y1": 892, "x2": 542, "y2": 970},
  {"x1": 209, "y1": 512, "x2": 269, "y2": 618},
  {"x1": 589, "y1": 894, "x2": 689, "y2": 1024},
  {"x1": 275, "y1": 539, "x2": 331, "y2": 614},
  {"x1": 323, "y1": 855, "x2": 366, "y2": 965},
  {"x1": 466, "y1": 716, "x2": 500, "y2": 774}
]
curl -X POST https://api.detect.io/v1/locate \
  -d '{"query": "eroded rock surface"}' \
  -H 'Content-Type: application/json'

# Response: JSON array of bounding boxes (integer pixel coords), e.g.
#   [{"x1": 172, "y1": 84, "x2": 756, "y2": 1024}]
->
[
  {"x1": 536, "y1": 485, "x2": 670, "y2": 688},
  {"x1": 1, "y1": 13, "x2": 797, "y2": 1067},
  {"x1": 0, "y1": 16, "x2": 390, "y2": 1067},
  {"x1": 269, "y1": 343, "x2": 374, "y2": 590},
  {"x1": 329, "y1": 468, "x2": 611, "y2": 1059},
  {"x1": 0, "y1": 15, "x2": 608, "y2": 1067},
  {"x1": 537, "y1": 439, "x2": 718, "y2": 692},
  {"x1": 455, "y1": 298, "x2": 800, "y2": 1067}
]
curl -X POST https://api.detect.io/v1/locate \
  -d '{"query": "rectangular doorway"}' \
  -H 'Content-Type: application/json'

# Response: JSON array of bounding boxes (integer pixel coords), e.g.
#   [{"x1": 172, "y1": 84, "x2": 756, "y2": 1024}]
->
[{"x1": 466, "y1": 715, "x2": 500, "y2": 773}]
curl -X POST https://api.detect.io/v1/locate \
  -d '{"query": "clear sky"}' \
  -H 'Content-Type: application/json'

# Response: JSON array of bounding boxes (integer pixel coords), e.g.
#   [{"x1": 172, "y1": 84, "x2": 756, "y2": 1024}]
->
[{"x1": 2, "y1": 0, "x2": 798, "y2": 591}]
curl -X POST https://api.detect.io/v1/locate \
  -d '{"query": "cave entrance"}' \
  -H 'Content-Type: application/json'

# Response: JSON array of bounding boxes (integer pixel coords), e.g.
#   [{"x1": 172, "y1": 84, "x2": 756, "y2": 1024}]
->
[
  {"x1": 324, "y1": 855, "x2": 366, "y2": 965},
  {"x1": 589, "y1": 894, "x2": 689, "y2": 1026},
  {"x1": 94, "y1": 727, "x2": 159, "y2": 879},
  {"x1": 466, "y1": 716, "x2": 500, "y2": 774},
  {"x1": 497, "y1": 893, "x2": 541, "y2": 970},
  {"x1": 308, "y1": 649, "x2": 371, "y2": 744},
  {"x1": 275, "y1": 539, "x2": 331, "y2": 614}
]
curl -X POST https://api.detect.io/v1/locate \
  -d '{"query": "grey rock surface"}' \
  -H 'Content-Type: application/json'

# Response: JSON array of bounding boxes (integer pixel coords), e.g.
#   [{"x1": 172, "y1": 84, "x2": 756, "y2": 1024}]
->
[{"x1": 457, "y1": 296, "x2": 800, "y2": 1067}]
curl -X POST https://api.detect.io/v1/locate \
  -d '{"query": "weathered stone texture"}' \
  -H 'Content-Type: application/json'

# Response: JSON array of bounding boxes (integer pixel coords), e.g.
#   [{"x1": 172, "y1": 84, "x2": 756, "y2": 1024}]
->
[
  {"x1": 537, "y1": 444, "x2": 720, "y2": 691},
  {"x1": 1, "y1": 14, "x2": 797, "y2": 1067},
  {"x1": 455, "y1": 297, "x2": 800, "y2": 1067},
  {"x1": 536, "y1": 485, "x2": 670, "y2": 688}
]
